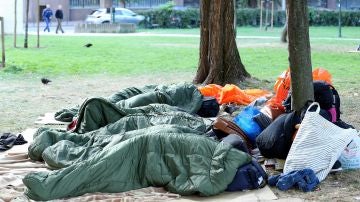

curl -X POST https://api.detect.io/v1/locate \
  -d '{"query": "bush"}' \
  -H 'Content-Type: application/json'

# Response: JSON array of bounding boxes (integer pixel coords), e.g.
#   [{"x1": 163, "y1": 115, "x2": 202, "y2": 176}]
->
[
  {"x1": 138, "y1": 7, "x2": 360, "y2": 28},
  {"x1": 137, "y1": 5, "x2": 199, "y2": 28},
  {"x1": 308, "y1": 8, "x2": 360, "y2": 26}
]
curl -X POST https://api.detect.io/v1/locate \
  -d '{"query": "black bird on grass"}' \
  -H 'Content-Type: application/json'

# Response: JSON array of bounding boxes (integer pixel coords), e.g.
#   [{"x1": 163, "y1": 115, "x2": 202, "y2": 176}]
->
[
  {"x1": 84, "y1": 43, "x2": 93, "y2": 48},
  {"x1": 41, "y1": 78, "x2": 52, "y2": 85}
]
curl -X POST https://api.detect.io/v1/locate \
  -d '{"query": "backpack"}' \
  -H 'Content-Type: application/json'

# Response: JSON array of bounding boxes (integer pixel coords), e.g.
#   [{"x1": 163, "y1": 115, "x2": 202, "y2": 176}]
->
[
  {"x1": 283, "y1": 81, "x2": 340, "y2": 121},
  {"x1": 226, "y1": 159, "x2": 268, "y2": 191}
]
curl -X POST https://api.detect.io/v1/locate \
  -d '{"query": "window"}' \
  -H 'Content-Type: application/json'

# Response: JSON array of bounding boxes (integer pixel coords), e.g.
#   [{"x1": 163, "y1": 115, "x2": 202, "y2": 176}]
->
[
  {"x1": 115, "y1": 10, "x2": 123, "y2": 15},
  {"x1": 122, "y1": 9, "x2": 135, "y2": 16},
  {"x1": 70, "y1": 0, "x2": 100, "y2": 8}
]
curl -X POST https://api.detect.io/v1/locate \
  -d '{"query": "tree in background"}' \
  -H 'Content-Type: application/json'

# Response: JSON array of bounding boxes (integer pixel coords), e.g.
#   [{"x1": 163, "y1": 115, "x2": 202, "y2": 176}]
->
[
  {"x1": 281, "y1": 5, "x2": 288, "y2": 43},
  {"x1": 116, "y1": 0, "x2": 137, "y2": 8},
  {"x1": 287, "y1": 0, "x2": 314, "y2": 111},
  {"x1": 14, "y1": 0, "x2": 17, "y2": 48},
  {"x1": 24, "y1": 0, "x2": 29, "y2": 48},
  {"x1": 36, "y1": 0, "x2": 40, "y2": 48},
  {"x1": 194, "y1": 0, "x2": 250, "y2": 85}
]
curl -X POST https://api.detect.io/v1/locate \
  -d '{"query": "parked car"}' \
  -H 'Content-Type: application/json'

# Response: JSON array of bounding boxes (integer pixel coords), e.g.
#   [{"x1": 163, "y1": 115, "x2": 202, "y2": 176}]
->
[{"x1": 85, "y1": 8, "x2": 145, "y2": 24}]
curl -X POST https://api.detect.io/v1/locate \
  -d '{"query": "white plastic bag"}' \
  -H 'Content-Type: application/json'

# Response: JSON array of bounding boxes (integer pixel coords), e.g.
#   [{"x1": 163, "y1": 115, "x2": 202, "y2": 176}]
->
[
  {"x1": 284, "y1": 102, "x2": 358, "y2": 182},
  {"x1": 339, "y1": 135, "x2": 360, "y2": 169}
]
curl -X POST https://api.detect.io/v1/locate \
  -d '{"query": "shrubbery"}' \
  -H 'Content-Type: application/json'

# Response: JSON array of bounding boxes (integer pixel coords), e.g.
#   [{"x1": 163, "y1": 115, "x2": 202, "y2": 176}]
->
[{"x1": 137, "y1": 7, "x2": 360, "y2": 28}]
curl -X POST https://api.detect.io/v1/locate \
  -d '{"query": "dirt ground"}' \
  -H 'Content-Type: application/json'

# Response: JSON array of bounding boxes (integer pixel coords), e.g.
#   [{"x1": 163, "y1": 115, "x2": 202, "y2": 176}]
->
[{"x1": 1, "y1": 73, "x2": 360, "y2": 201}]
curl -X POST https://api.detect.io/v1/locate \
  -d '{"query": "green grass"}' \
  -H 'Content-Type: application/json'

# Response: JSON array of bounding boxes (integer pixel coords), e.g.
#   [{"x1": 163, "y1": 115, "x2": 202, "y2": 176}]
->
[
  {"x1": 139, "y1": 26, "x2": 360, "y2": 38},
  {"x1": 3, "y1": 36, "x2": 200, "y2": 75},
  {"x1": 1, "y1": 26, "x2": 359, "y2": 91}
]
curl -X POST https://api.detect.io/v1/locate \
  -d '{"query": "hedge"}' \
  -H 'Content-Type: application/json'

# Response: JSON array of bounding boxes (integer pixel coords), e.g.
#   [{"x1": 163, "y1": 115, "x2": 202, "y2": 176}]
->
[{"x1": 137, "y1": 8, "x2": 360, "y2": 28}]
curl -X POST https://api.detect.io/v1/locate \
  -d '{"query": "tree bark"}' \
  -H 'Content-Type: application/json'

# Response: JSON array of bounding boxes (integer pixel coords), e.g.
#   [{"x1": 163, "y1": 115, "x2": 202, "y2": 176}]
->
[
  {"x1": 281, "y1": 4, "x2": 288, "y2": 43},
  {"x1": 194, "y1": 0, "x2": 250, "y2": 86},
  {"x1": 14, "y1": 0, "x2": 17, "y2": 48},
  {"x1": 287, "y1": 0, "x2": 314, "y2": 112},
  {"x1": 121, "y1": 0, "x2": 126, "y2": 8},
  {"x1": 24, "y1": 0, "x2": 29, "y2": 48},
  {"x1": 281, "y1": 22, "x2": 287, "y2": 43}
]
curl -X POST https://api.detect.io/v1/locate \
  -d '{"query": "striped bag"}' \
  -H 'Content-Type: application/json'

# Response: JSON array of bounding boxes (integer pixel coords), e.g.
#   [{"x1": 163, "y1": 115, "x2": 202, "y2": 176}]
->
[{"x1": 283, "y1": 102, "x2": 357, "y2": 182}]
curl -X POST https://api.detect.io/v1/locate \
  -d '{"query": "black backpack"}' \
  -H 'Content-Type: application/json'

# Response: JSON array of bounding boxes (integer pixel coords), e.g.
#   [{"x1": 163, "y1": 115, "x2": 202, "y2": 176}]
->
[
  {"x1": 226, "y1": 159, "x2": 268, "y2": 191},
  {"x1": 283, "y1": 81, "x2": 340, "y2": 121}
]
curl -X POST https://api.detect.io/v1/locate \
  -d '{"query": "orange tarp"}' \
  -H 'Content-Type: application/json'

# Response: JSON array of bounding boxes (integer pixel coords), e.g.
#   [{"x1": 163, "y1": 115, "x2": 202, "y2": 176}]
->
[
  {"x1": 198, "y1": 84, "x2": 271, "y2": 105},
  {"x1": 267, "y1": 67, "x2": 333, "y2": 110}
]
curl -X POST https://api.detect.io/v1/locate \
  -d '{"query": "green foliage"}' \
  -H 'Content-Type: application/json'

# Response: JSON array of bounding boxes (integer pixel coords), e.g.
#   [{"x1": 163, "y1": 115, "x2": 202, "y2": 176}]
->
[
  {"x1": 139, "y1": 7, "x2": 360, "y2": 28},
  {"x1": 308, "y1": 8, "x2": 360, "y2": 26},
  {"x1": 236, "y1": 0, "x2": 249, "y2": 8},
  {"x1": 138, "y1": 6, "x2": 199, "y2": 28}
]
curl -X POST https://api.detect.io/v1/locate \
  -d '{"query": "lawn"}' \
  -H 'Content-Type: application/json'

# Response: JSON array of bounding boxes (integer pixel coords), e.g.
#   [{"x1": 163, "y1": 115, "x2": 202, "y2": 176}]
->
[
  {"x1": 1, "y1": 26, "x2": 359, "y2": 91},
  {"x1": 139, "y1": 26, "x2": 360, "y2": 38}
]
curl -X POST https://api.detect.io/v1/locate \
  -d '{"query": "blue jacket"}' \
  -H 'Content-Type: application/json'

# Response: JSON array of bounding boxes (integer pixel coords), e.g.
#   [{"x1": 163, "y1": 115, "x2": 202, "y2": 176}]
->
[{"x1": 42, "y1": 8, "x2": 53, "y2": 19}]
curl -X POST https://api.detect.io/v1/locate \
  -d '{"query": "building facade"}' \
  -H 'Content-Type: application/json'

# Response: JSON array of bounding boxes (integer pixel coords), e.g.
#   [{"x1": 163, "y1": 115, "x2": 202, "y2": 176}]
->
[
  {"x1": 308, "y1": 0, "x2": 360, "y2": 10},
  {"x1": 25, "y1": 0, "x2": 100, "y2": 23},
  {"x1": 0, "y1": 1, "x2": 24, "y2": 34}
]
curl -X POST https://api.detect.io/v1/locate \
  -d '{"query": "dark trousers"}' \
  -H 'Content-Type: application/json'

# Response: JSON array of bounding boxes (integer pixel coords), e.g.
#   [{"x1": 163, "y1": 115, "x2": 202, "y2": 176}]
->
[{"x1": 56, "y1": 19, "x2": 64, "y2": 33}]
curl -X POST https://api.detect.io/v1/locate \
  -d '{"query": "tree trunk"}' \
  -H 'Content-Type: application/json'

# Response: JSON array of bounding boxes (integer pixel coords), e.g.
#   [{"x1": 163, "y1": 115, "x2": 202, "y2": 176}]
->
[
  {"x1": 280, "y1": 22, "x2": 287, "y2": 43},
  {"x1": 121, "y1": 0, "x2": 126, "y2": 8},
  {"x1": 194, "y1": 0, "x2": 250, "y2": 86},
  {"x1": 24, "y1": 0, "x2": 29, "y2": 48},
  {"x1": 280, "y1": 4, "x2": 288, "y2": 43},
  {"x1": 287, "y1": 0, "x2": 314, "y2": 112},
  {"x1": 14, "y1": 0, "x2": 17, "y2": 48}
]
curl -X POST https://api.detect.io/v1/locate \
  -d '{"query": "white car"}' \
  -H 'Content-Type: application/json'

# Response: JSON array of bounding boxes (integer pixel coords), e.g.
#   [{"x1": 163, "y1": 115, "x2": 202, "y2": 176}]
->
[{"x1": 85, "y1": 8, "x2": 145, "y2": 24}]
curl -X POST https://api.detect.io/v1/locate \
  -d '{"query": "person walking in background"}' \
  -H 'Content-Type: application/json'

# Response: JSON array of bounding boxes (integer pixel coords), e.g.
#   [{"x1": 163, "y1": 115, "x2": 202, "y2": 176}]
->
[
  {"x1": 42, "y1": 4, "x2": 53, "y2": 32},
  {"x1": 55, "y1": 5, "x2": 64, "y2": 34}
]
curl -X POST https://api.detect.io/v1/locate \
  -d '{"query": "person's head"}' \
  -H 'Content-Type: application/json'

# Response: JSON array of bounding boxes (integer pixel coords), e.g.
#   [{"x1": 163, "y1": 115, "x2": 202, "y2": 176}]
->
[
  {"x1": 46, "y1": 4, "x2": 50, "y2": 8},
  {"x1": 58, "y1": 5, "x2": 62, "y2": 9}
]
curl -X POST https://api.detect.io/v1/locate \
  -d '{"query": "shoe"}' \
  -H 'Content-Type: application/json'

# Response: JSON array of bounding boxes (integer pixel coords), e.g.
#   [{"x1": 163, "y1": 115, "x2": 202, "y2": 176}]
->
[{"x1": 330, "y1": 160, "x2": 342, "y2": 172}]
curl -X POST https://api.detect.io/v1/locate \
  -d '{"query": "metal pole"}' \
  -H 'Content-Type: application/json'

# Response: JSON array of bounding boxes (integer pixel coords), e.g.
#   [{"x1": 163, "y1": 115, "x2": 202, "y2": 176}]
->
[
  {"x1": 265, "y1": 0, "x2": 269, "y2": 31},
  {"x1": 260, "y1": 0, "x2": 263, "y2": 30},
  {"x1": 271, "y1": 0, "x2": 274, "y2": 29},
  {"x1": 338, "y1": 0, "x2": 342, "y2": 38},
  {"x1": 14, "y1": 0, "x2": 17, "y2": 48},
  {"x1": 37, "y1": 0, "x2": 40, "y2": 48}
]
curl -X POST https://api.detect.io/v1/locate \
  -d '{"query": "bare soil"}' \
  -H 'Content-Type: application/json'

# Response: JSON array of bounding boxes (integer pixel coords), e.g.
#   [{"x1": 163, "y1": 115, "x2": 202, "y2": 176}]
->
[{"x1": 1, "y1": 73, "x2": 359, "y2": 201}]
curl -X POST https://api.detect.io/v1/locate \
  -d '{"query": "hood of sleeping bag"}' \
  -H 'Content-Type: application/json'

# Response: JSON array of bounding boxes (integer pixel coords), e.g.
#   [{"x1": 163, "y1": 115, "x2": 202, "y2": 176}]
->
[
  {"x1": 196, "y1": 96, "x2": 219, "y2": 117},
  {"x1": 256, "y1": 112, "x2": 301, "y2": 159}
]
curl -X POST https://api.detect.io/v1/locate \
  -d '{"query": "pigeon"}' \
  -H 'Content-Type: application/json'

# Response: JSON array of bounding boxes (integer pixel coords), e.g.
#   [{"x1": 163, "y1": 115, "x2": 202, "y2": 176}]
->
[
  {"x1": 84, "y1": 43, "x2": 93, "y2": 48},
  {"x1": 41, "y1": 78, "x2": 52, "y2": 85}
]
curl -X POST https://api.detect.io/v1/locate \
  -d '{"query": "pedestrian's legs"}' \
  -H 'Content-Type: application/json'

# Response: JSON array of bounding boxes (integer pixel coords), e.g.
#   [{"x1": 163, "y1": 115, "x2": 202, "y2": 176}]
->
[
  {"x1": 57, "y1": 19, "x2": 64, "y2": 33},
  {"x1": 56, "y1": 19, "x2": 60, "y2": 34},
  {"x1": 44, "y1": 18, "x2": 50, "y2": 32}
]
